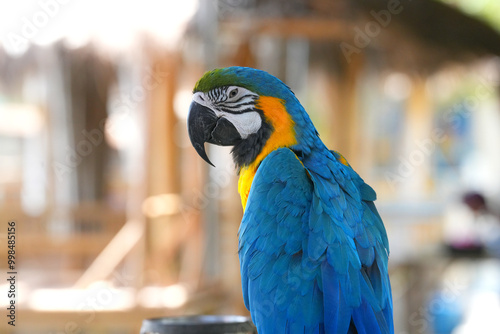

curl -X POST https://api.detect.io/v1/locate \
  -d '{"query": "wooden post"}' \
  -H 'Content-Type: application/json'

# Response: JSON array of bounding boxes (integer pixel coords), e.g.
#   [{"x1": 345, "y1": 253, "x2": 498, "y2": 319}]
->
[
  {"x1": 146, "y1": 51, "x2": 181, "y2": 196},
  {"x1": 143, "y1": 50, "x2": 183, "y2": 284},
  {"x1": 401, "y1": 75, "x2": 433, "y2": 197},
  {"x1": 326, "y1": 52, "x2": 364, "y2": 168}
]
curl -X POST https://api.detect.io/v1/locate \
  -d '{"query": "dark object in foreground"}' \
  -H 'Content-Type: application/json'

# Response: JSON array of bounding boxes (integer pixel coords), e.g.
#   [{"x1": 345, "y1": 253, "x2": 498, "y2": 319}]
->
[
  {"x1": 445, "y1": 243, "x2": 485, "y2": 258},
  {"x1": 140, "y1": 315, "x2": 257, "y2": 334}
]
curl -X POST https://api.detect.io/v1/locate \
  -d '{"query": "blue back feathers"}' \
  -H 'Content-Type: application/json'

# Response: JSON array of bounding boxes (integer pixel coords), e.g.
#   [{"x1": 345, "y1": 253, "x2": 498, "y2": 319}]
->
[{"x1": 240, "y1": 147, "x2": 393, "y2": 334}]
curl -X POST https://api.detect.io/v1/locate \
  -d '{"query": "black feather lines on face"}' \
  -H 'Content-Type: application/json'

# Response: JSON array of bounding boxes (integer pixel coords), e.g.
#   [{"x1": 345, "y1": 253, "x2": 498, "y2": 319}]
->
[
  {"x1": 231, "y1": 108, "x2": 273, "y2": 169},
  {"x1": 206, "y1": 86, "x2": 269, "y2": 168}
]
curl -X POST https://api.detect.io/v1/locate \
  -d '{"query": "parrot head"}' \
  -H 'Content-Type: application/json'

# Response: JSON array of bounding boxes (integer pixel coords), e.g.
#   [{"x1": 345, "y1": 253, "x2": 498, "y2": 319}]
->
[{"x1": 187, "y1": 66, "x2": 316, "y2": 168}]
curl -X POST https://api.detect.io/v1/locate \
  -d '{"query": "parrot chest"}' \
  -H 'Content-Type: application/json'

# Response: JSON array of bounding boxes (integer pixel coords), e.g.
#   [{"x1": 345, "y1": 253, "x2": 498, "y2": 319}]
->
[
  {"x1": 237, "y1": 166, "x2": 256, "y2": 210},
  {"x1": 237, "y1": 96, "x2": 299, "y2": 210}
]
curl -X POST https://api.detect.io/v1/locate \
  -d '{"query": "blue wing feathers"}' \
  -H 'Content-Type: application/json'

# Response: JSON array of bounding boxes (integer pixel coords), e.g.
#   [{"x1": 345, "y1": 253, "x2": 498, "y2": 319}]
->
[
  {"x1": 352, "y1": 300, "x2": 383, "y2": 334},
  {"x1": 239, "y1": 148, "x2": 393, "y2": 334},
  {"x1": 322, "y1": 262, "x2": 352, "y2": 334},
  {"x1": 356, "y1": 241, "x2": 375, "y2": 266},
  {"x1": 360, "y1": 183, "x2": 377, "y2": 202},
  {"x1": 266, "y1": 181, "x2": 285, "y2": 203}
]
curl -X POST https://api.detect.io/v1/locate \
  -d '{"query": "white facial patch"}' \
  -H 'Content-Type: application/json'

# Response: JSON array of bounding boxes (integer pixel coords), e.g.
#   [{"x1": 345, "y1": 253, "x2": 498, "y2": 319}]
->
[
  {"x1": 219, "y1": 111, "x2": 261, "y2": 139},
  {"x1": 192, "y1": 91, "x2": 262, "y2": 139}
]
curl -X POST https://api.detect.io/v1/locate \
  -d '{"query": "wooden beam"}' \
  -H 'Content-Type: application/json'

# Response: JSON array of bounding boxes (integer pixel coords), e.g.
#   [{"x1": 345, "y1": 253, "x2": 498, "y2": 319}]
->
[
  {"x1": 14, "y1": 234, "x2": 112, "y2": 256},
  {"x1": 73, "y1": 219, "x2": 144, "y2": 288},
  {"x1": 221, "y1": 18, "x2": 354, "y2": 41}
]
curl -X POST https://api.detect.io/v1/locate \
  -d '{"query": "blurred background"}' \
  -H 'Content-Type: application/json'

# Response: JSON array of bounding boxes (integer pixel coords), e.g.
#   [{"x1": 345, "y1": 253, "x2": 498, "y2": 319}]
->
[{"x1": 1, "y1": 0, "x2": 500, "y2": 333}]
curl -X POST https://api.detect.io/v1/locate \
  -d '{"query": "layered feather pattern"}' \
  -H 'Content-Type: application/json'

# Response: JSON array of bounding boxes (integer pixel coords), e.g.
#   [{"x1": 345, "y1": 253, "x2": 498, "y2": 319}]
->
[{"x1": 239, "y1": 146, "x2": 393, "y2": 334}]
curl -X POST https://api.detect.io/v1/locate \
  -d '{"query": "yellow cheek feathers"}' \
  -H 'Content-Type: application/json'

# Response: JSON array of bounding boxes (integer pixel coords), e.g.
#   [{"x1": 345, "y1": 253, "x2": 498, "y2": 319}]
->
[{"x1": 238, "y1": 96, "x2": 297, "y2": 210}]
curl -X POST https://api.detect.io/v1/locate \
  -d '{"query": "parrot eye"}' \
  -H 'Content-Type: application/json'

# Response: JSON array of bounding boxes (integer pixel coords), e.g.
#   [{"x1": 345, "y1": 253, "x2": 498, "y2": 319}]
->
[{"x1": 228, "y1": 88, "x2": 239, "y2": 99}]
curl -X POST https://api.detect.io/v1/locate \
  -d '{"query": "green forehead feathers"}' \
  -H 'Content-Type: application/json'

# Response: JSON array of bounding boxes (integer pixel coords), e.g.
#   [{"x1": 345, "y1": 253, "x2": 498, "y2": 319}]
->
[
  {"x1": 193, "y1": 67, "x2": 270, "y2": 96},
  {"x1": 194, "y1": 69, "x2": 237, "y2": 92},
  {"x1": 193, "y1": 66, "x2": 293, "y2": 99}
]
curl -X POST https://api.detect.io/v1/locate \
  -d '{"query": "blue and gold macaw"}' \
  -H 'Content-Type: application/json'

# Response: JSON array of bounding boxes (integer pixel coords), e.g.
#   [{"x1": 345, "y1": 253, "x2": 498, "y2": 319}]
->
[{"x1": 187, "y1": 67, "x2": 393, "y2": 334}]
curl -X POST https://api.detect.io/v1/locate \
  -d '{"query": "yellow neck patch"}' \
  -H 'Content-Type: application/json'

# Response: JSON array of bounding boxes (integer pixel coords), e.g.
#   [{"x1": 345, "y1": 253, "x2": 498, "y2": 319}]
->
[{"x1": 238, "y1": 96, "x2": 297, "y2": 210}]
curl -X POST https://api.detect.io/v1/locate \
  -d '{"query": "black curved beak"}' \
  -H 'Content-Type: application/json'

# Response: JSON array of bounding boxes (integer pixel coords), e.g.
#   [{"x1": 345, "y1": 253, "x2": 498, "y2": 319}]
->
[{"x1": 187, "y1": 101, "x2": 242, "y2": 167}]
